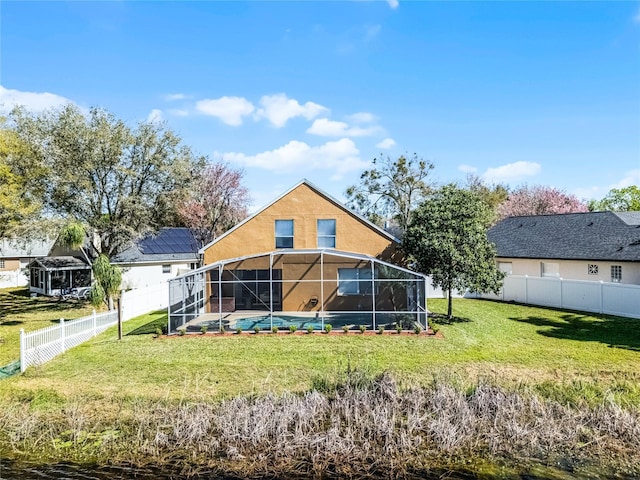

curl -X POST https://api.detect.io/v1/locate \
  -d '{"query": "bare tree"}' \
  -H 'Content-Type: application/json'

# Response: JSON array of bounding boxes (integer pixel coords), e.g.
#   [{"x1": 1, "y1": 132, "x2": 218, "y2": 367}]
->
[
  {"x1": 177, "y1": 162, "x2": 249, "y2": 247},
  {"x1": 345, "y1": 153, "x2": 435, "y2": 238}
]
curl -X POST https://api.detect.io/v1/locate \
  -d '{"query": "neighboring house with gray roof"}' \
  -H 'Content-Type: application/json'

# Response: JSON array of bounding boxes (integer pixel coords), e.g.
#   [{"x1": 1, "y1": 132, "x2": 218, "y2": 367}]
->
[
  {"x1": 112, "y1": 228, "x2": 200, "y2": 289},
  {"x1": 26, "y1": 227, "x2": 199, "y2": 296},
  {"x1": 0, "y1": 237, "x2": 56, "y2": 289},
  {"x1": 488, "y1": 211, "x2": 640, "y2": 285}
]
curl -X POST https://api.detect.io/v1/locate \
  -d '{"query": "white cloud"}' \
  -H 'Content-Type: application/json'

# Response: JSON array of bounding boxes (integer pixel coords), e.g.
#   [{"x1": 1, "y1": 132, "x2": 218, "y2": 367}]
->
[
  {"x1": 347, "y1": 112, "x2": 377, "y2": 124},
  {"x1": 256, "y1": 93, "x2": 327, "y2": 127},
  {"x1": 146, "y1": 109, "x2": 163, "y2": 123},
  {"x1": 196, "y1": 96, "x2": 255, "y2": 126},
  {"x1": 0, "y1": 85, "x2": 75, "y2": 113},
  {"x1": 387, "y1": 0, "x2": 399, "y2": 9},
  {"x1": 611, "y1": 169, "x2": 640, "y2": 189},
  {"x1": 218, "y1": 138, "x2": 368, "y2": 180},
  {"x1": 168, "y1": 108, "x2": 189, "y2": 117},
  {"x1": 376, "y1": 138, "x2": 396, "y2": 149},
  {"x1": 164, "y1": 93, "x2": 189, "y2": 101},
  {"x1": 458, "y1": 164, "x2": 478, "y2": 174},
  {"x1": 634, "y1": 6, "x2": 640, "y2": 23},
  {"x1": 307, "y1": 118, "x2": 381, "y2": 137},
  {"x1": 481, "y1": 161, "x2": 541, "y2": 183}
]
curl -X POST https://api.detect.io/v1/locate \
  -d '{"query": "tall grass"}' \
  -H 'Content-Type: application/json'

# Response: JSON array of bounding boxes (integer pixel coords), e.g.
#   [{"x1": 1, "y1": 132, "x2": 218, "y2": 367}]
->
[{"x1": 1, "y1": 372, "x2": 638, "y2": 478}]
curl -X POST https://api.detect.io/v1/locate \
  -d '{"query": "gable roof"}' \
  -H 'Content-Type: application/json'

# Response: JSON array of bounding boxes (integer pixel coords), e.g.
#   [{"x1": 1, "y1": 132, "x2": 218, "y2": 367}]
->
[
  {"x1": 30, "y1": 256, "x2": 91, "y2": 271},
  {"x1": 112, "y1": 228, "x2": 199, "y2": 264},
  {"x1": 199, "y1": 179, "x2": 399, "y2": 254},
  {"x1": 0, "y1": 237, "x2": 55, "y2": 258},
  {"x1": 488, "y1": 211, "x2": 640, "y2": 262}
]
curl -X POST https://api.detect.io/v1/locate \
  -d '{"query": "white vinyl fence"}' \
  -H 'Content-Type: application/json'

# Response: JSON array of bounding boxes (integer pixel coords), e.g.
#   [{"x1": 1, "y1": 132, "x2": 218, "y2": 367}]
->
[
  {"x1": 120, "y1": 282, "x2": 169, "y2": 321},
  {"x1": 20, "y1": 310, "x2": 118, "y2": 372},
  {"x1": 19, "y1": 282, "x2": 170, "y2": 372},
  {"x1": 474, "y1": 275, "x2": 640, "y2": 319}
]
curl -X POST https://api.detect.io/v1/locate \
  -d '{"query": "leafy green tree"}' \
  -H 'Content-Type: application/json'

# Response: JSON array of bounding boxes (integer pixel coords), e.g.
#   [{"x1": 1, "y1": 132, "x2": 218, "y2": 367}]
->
[
  {"x1": 464, "y1": 174, "x2": 509, "y2": 223},
  {"x1": 403, "y1": 184, "x2": 504, "y2": 318},
  {"x1": 0, "y1": 122, "x2": 43, "y2": 238},
  {"x1": 9, "y1": 105, "x2": 203, "y2": 256},
  {"x1": 588, "y1": 186, "x2": 640, "y2": 212},
  {"x1": 89, "y1": 254, "x2": 122, "y2": 310},
  {"x1": 345, "y1": 153, "x2": 435, "y2": 237}
]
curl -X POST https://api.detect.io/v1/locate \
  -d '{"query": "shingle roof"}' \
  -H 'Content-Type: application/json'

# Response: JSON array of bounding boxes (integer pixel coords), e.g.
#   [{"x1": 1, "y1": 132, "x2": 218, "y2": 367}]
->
[
  {"x1": 0, "y1": 237, "x2": 55, "y2": 258},
  {"x1": 112, "y1": 228, "x2": 199, "y2": 264},
  {"x1": 32, "y1": 256, "x2": 91, "y2": 271},
  {"x1": 488, "y1": 211, "x2": 640, "y2": 262}
]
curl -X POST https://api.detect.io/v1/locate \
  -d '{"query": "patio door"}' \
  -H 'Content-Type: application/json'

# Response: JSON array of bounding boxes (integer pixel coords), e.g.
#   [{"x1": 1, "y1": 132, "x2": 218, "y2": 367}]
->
[{"x1": 233, "y1": 269, "x2": 282, "y2": 311}]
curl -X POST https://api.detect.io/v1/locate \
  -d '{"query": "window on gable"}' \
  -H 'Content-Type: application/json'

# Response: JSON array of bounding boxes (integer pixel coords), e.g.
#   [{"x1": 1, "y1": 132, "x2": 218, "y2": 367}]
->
[
  {"x1": 338, "y1": 268, "x2": 372, "y2": 295},
  {"x1": 275, "y1": 220, "x2": 294, "y2": 249},
  {"x1": 162, "y1": 264, "x2": 171, "y2": 274},
  {"x1": 317, "y1": 219, "x2": 336, "y2": 248},
  {"x1": 611, "y1": 265, "x2": 622, "y2": 283}
]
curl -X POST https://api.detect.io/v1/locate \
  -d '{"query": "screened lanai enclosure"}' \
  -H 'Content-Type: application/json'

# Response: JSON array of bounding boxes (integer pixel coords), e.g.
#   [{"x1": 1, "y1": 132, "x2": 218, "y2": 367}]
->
[{"x1": 168, "y1": 249, "x2": 428, "y2": 334}]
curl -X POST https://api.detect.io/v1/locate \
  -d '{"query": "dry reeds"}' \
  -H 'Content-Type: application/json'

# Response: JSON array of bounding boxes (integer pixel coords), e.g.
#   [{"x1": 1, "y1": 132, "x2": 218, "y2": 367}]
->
[{"x1": 1, "y1": 372, "x2": 639, "y2": 478}]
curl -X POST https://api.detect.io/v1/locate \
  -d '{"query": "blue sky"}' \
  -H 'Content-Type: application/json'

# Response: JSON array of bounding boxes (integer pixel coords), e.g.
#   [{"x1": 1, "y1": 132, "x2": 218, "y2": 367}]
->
[{"x1": 2, "y1": 1, "x2": 639, "y2": 210}]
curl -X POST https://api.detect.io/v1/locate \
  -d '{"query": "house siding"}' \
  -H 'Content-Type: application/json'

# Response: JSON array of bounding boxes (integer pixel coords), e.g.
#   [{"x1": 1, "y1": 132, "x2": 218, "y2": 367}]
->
[
  {"x1": 203, "y1": 183, "x2": 400, "y2": 265},
  {"x1": 120, "y1": 262, "x2": 195, "y2": 290},
  {"x1": 498, "y1": 257, "x2": 640, "y2": 285},
  {"x1": 202, "y1": 182, "x2": 405, "y2": 314}
]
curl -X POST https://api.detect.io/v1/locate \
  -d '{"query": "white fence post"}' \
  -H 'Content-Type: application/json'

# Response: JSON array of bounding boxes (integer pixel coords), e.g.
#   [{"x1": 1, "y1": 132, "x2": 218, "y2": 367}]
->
[
  {"x1": 19, "y1": 328, "x2": 25, "y2": 373},
  {"x1": 60, "y1": 318, "x2": 65, "y2": 352},
  {"x1": 599, "y1": 281, "x2": 603, "y2": 314}
]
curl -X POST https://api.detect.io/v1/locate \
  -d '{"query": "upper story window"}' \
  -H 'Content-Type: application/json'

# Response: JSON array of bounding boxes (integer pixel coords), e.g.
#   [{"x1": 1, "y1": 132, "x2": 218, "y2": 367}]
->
[
  {"x1": 317, "y1": 219, "x2": 336, "y2": 248},
  {"x1": 162, "y1": 264, "x2": 171, "y2": 274},
  {"x1": 611, "y1": 265, "x2": 622, "y2": 283},
  {"x1": 0, "y1": 259, "x2": 5, "y2": 269},
  {"x1": 275, "y1": 220, "x2": 294, "y2": 249}
]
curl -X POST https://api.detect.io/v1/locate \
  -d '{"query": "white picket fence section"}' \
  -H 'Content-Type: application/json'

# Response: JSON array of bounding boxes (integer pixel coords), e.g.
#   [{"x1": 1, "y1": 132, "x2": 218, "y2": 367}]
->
[
  {"x1": 120, "y1": 282, "x2": 169, "y2": 321},
  {"x1": 20, "y1": 310, "x2": 118, "y2": 372},
  {"x1": 473, "y1": 275, "x2": 640, "y2": 319},
  {"x1": 19, "y1": 282, "x2": 170, "y2": 372}
]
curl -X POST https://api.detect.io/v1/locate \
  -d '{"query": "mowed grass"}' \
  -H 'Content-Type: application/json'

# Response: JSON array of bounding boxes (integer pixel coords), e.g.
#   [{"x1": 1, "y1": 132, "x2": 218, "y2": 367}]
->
[
  {"x1": 0, "y1": 287, "x2": 98, "y2": 365},
  {"x1": 1, "y1": 297, "x2": 640, "y2": 406}
]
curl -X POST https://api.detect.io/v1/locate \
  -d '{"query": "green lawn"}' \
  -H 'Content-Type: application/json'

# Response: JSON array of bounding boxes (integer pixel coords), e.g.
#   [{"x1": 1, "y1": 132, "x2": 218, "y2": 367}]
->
[
  {"x1": 2, "y1": 297, "x2": 639, "y2": 406},
  {"x1": 0, "y1": 287, "x2": 99, "y2": 365}
]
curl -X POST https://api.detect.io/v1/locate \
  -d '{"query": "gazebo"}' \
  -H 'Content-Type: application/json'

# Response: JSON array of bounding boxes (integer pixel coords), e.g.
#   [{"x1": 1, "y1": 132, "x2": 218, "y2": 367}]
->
[{"x1": 168, "y1": 249, "x2": 428, "y2": 334}]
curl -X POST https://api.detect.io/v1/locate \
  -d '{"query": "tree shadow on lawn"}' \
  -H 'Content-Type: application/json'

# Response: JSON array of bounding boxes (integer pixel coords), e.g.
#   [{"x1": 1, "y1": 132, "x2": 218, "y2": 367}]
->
[
  {"x1": 512, "y1": 310, "x2": 640, "y2": 352},
  {"x1": 0, "y1": 289, "x2": 90, "y2": 321},
  {"x1": 126, "y1": 312, "x2": 167, "y2": 336}
]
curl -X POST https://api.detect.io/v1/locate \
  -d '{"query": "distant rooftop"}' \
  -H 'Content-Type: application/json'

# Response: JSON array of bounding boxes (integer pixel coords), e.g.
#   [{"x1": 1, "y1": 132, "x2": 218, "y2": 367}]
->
[
  {"x1": 488, "y1": 211, "x2": 640, "y2": 262},
  {"x1": 112, "y1": 228, "x2": 199, "y2": 264},
  {"x1": 0, "y1": 237, "x2": 55, "y2": 258}
]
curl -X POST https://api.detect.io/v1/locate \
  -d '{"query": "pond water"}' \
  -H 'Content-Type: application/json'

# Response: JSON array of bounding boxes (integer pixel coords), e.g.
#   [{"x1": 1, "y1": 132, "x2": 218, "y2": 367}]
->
[
  {"x1": 0, "y1": 459, "x2": 204, "y2": 480},
  {"x1": 0, "y1": 458, "x2": 592, "y2": 480}
]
